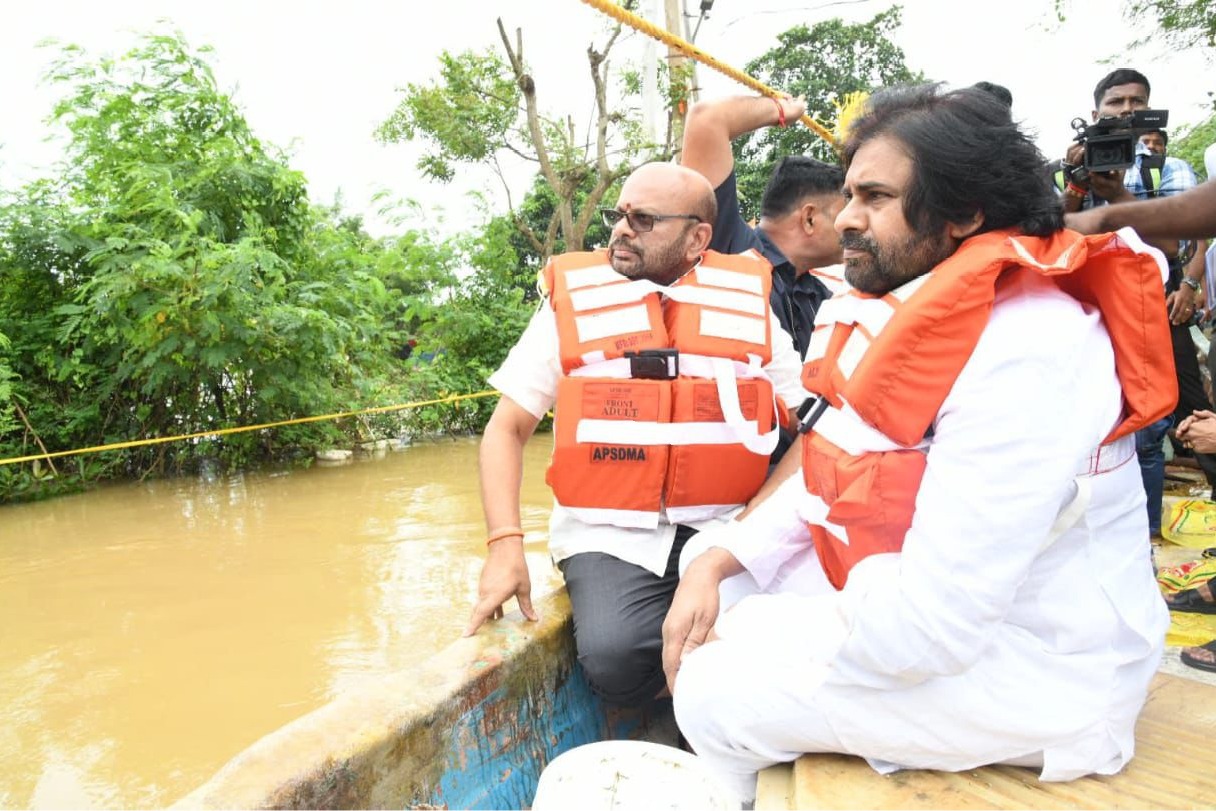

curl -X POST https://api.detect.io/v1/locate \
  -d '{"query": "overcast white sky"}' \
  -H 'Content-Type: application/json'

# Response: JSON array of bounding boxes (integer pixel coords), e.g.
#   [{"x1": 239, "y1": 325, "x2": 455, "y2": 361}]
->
[{"x1": 1, "y1": 0, "x2": 1211, "y2": 237}]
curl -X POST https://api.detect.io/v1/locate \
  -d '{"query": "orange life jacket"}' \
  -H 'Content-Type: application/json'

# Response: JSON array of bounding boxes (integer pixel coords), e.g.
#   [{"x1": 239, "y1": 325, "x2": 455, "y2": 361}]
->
[
  {"x1": 544, "y1": 249, "x2": 784, "y2": 529},
  {"x1": 800, "y1": 228, "x2": 1177, "y2": 589}
]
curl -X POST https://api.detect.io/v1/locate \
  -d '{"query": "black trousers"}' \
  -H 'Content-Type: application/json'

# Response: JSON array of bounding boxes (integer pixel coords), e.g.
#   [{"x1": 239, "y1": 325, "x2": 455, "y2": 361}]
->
[{"x1": 558, "y1": 525, "x2": 694, "y2": 707}]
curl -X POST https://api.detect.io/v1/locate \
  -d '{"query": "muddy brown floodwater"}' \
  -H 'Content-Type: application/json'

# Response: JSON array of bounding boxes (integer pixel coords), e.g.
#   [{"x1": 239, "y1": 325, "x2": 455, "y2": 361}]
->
[{"x1": 0, "y1": 435, "x2": 560, "y2": 808}]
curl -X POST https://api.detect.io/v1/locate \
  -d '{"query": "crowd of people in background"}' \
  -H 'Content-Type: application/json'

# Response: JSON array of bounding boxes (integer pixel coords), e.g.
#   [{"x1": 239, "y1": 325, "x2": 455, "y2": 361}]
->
[{"x1": 467, "y1": 66, "x2": 1216, "y2": 802}]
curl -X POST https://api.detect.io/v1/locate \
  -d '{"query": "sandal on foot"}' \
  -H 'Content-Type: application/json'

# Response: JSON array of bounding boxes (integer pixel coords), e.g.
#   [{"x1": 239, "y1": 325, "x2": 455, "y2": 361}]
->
[
  {"x1": 1164, "y1": 581, "x2": 1216, "y2": 614},
  {"x1": 1181, "y1": 640, "x2": 1216, "y2": 673}
]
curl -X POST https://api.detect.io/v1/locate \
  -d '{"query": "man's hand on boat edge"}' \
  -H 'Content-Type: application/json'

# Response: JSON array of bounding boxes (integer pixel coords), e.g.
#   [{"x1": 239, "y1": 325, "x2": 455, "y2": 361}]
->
[{"x1": 463, "y1": 537, "x2": 538, "y2": 636}]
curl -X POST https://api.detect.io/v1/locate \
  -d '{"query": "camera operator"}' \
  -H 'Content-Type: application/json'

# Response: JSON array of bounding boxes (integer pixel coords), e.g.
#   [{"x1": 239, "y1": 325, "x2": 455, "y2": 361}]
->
[
  {"x1": 1139, "y1": 128, "x2": 1168, "y2": 157},
  {"x1": 1054, "y1": 68, "x2": 1210, "y2": 533},
  {"x1": 1056, "y1": 70, "x2": 1203, "y2": 308}
]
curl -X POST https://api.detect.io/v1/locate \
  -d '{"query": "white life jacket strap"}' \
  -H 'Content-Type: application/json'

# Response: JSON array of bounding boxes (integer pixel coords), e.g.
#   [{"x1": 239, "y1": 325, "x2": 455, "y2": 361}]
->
[
  {"x1": 567, "y1": 354, "x2": 778, "y2": 455},
  {"x1": 812, "y1": 404, "x2": 929, "y2": 456},
  {"x1": 712, "y1": 355, "x2": 744, "y2": 426},
  {"x1": 567, "y1": 275, "x2": 767, "y2": 317},
  {"x1": 569, "y1": 278, "x2": 659, "y2": 312},
  {"x1": 814, "y1": 294, "x2": 896, "y2": 336},
  {"x1": 677, "y1": 352, "x2": 768, "y2": 381},
  {"x1": 568, "y1": 357, "x2": 631, "y2": 379},
  {"x1": 704, "y1": 355, "x2": 779, "y2": 455},
  {"x1": 575, "y1": 419, "x2": 775, "y2": 451}
]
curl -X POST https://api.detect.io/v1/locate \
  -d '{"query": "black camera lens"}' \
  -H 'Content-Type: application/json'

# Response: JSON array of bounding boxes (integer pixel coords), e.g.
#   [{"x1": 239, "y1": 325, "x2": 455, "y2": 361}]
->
[{"x1": 1085, "y1": 136, "x2": 1135, "y2": 172}]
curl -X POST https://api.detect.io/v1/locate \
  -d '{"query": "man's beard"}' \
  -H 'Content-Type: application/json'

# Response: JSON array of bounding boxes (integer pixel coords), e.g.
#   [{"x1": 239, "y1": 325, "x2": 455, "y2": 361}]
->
[
  {"x1": 609, "y1": 234, "x2": 689, "y2": 284},
  {"x1": 840, "y1": 229, "x2": 955, "y2": 296}
]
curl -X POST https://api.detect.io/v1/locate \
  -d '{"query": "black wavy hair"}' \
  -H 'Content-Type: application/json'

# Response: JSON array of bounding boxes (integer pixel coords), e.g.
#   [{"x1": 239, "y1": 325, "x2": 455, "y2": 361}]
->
[
  {"x1": 1093, "y1": 68, "x2": 1150, "y2": 109},
  {"x1": 1144, "y1": 128, "x2": 1168, "y2": 148},
  {"x1": 841, "y1": 83, "x2": 1062, "y2": 238},
  {"x1": 759, "y1": 156, "x2": 844, "y2": 219},
  {"x1": 972, "y1": 80, "x2": 1012, "y2": 109}
]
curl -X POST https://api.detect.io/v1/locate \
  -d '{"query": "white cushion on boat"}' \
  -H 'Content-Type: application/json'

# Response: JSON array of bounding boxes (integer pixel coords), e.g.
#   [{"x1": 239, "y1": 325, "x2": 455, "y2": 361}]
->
[{"x1": 532, "y1": 740, "x2": 742, "y2": 810}]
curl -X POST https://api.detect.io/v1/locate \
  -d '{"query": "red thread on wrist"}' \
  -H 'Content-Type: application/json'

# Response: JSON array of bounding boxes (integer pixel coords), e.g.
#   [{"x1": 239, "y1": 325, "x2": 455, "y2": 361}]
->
[
  {"x1": 771, "y1": 96, "x2": 787, "y2": 128},
  {"x1": 1065, "y1": 182, "x2": 1088, "y2": 198}
]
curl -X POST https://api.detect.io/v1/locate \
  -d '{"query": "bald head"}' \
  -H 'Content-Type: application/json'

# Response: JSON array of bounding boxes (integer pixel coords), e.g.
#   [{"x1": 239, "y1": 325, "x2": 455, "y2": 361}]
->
[
  {"x1": 605, "y1": 162, "x2": 716, "y2": 284},
  {"x1": 625, "y1": 162, "x2": 718, "y2": 225}
]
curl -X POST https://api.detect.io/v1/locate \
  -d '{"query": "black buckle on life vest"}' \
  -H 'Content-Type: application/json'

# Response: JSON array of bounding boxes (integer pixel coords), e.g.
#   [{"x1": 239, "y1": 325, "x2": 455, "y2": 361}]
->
[
  {"x1": 797, "y1": 396, "x2": 829, "y2": 434},
  {"x1": 625, "y1": 349, "x2": 679, "y2": 380}
]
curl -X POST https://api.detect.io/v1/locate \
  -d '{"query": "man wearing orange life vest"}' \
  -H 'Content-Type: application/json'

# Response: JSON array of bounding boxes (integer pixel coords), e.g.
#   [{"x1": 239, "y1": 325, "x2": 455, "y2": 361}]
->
[
  {"x1": 463, "y1": 162, "x2": 809, "y2": 708},
  {"x1": 661, "y1": 84, "x2": 1175, "y2": 802}
]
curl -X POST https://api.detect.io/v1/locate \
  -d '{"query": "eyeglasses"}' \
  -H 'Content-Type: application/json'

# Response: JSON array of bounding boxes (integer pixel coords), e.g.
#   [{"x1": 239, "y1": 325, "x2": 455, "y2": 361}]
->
[{"x1": 600, "y1": 208, "x2": 703, "y2": 233}]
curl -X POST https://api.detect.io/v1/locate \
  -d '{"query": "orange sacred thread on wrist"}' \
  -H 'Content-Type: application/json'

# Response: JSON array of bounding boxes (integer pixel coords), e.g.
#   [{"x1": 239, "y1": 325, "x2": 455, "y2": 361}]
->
[{"x1": 486, "y1": 527, "x2": 524, "y2": 546}]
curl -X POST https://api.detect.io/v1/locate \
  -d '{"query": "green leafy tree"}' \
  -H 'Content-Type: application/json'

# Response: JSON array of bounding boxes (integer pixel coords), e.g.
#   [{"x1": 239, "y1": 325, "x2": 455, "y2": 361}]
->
[
  {"x1": 0, "y1": 332, "x2": 17, "y2": 438},
  {"x1": 1064, "y1": 0, "x2": 1216, "y2": 53},
  {"x1": 494, "y1": 172, "x2": 622, "y2": 279},
  {"x1": 1127, "y1": 0, "x2": 1216, "y2": 50},
  {"x1": 0, "y1": 32, "x2": 413, "y2": 497},
  {"x1": 1053, "y1": 1, "x2": 1214, "y2": 58},
  {"x1": 733, "y1": 7, "x2": 924, "y2": 219},
  {"x1": 393, "y1": 216, "x2": 536, "y2": 435},
  {"x1": 1172, "y1": 113, "x2": 1216, "y2": 182},
  {"x1": 0, "y1": 27, "x2": 612, "y2": 502},
  {"x1": 377, "y1": 3, "x2": 676, "y2": 260}
]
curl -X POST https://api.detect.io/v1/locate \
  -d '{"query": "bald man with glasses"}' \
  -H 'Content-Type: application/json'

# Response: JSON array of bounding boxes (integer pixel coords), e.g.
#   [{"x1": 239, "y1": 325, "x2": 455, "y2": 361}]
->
[{"x1": 464, "y1": 162, "x2": 809, "y2": 710}]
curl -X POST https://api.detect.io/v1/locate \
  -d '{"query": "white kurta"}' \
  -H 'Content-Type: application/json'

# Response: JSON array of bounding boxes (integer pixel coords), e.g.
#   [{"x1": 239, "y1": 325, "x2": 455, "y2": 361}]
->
[
  {"x1": 489, "y1": 302, "x2": 810, "y2": 576},
  {"x1": 673, "y1": 271, "x2": 1170, "y2": 799}
]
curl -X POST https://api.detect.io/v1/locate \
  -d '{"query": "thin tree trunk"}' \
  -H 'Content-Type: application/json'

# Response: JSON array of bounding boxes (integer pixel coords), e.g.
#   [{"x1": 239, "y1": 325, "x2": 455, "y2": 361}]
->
[{"x1": 14, "y1": 403, "x2": 59, "y2": 477}]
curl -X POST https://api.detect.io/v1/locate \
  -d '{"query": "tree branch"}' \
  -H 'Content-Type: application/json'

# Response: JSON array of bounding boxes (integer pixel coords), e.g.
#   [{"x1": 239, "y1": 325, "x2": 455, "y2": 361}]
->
[
  {"x1": 14, "y1": 403, "x2": 59, "y2": 477},
  {"x1": 490, "y1": 155, "x2": 545, "y2": 256},
  {"x1": 497, "y1": 18, "x2": 574, "y2": 245}
]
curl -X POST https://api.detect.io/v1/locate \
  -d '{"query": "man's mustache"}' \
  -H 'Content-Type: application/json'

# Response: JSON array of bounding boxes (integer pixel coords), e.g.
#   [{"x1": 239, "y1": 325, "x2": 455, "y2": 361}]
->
[
  {"x1": 610, "y1": 238, "x2": 641, "y2": 254},
  {"x1": 839, "y1": 231, "x2": 877, "y2": 253}
]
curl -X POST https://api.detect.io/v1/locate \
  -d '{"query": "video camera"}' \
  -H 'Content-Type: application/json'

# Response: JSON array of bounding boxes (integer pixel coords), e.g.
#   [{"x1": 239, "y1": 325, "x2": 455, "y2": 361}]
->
[{"x1": 1068, "y1": 109, "x2": 1168, "y2": 180}]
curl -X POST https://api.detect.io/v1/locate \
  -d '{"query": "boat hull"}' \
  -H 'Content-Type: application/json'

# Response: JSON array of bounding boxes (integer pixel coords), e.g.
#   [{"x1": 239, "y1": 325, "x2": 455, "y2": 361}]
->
[{"x1": 176, "y1": 588, "x2": 671, "y2": 809}]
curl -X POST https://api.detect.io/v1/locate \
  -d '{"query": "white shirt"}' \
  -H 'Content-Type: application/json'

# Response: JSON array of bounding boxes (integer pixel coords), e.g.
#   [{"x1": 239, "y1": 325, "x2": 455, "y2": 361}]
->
[
  {"x1": 706, "y1": 270, "x2": 1169, "y2": 778},
  {"x1": 490, "y1": 302, "x2": 810, "y2": 576}
]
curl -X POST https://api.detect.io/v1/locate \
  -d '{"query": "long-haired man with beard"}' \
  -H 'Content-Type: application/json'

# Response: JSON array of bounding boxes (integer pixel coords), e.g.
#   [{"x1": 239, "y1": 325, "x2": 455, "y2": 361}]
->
[{"x1": 662, "y1": 84, "x2": 1176, "y2": 802}]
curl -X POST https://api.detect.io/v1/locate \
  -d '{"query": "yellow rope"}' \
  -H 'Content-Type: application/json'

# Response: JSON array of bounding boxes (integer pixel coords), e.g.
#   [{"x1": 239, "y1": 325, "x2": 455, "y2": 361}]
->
[
  {"x1": 579, "y1": 0, "x2": 837, "y2": 147},
  {"x1": 0, "y1": 390, "x2": 499, "y2": 467}
]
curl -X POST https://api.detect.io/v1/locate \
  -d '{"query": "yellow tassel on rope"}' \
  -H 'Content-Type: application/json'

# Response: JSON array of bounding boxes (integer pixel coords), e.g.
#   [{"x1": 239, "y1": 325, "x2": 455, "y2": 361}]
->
[
  {"x1": 579, "y1": 0, "x2": 837, "y2": 149},
  {"x1": 832, "y1": 91, "x2": 870, "y2": 144}
]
